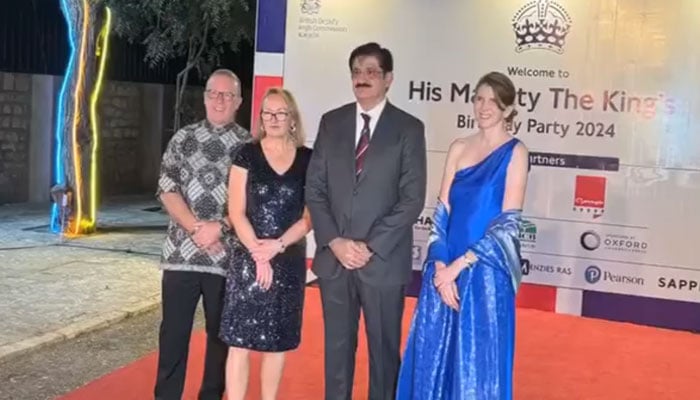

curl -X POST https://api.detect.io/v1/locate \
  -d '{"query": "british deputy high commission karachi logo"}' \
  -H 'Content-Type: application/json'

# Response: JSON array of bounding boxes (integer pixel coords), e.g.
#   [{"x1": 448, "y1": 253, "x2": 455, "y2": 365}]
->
[
  {"x1": 301, "y1": 0, "x2": 321, "y2": 15},
  {"x1": 512, "y1": 0, "x2": 572, "y2": 54},
  {"x1": 297, "y1": 0, "x2": 348, "y2": 38}
]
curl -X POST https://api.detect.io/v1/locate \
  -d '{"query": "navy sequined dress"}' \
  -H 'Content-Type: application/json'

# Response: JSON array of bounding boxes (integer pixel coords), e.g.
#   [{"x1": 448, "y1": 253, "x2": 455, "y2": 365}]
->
[{"x1": 219, "y1": 142, "x2": 312, "y2": 352}]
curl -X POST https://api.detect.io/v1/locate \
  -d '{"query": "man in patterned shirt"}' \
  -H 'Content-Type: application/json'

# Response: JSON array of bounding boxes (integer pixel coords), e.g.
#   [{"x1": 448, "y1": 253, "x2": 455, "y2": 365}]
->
[{"x1": 154, "y1": 69, "x2": 250, "y2": 400}]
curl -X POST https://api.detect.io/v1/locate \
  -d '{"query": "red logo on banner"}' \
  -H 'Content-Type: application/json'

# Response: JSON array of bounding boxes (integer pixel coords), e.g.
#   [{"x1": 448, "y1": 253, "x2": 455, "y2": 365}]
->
[{"x1": 574, "y1": 175, "x2": 606, "y2": 218}]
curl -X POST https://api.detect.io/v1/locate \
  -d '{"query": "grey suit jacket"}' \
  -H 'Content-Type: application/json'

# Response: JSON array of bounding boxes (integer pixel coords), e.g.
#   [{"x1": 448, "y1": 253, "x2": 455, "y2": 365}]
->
[{"x1": 305, "y1": 101, "x2": 427, "y2": 286}]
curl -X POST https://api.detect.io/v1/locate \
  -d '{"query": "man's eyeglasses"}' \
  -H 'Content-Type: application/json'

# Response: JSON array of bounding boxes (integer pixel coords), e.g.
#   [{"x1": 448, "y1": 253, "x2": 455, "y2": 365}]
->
[
  {"x1": 261, "y1": 111, "x2": 290, "y2": 121},
  {"x1": 351, "y1": 68, "x2": 383, "y2": 79},
  {"x1": 205, "y1": 89, "x2": 236, "y2": 101}
]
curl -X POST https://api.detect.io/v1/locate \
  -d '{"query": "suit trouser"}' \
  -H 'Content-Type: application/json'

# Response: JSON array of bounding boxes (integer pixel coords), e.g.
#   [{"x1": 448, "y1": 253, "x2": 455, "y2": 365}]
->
[
  {"x1": 319, "y1": 269, "x2": 406, "y2": 400},
  {"x1": 154, "y1": 270, "x2": 228, "y2": 400}
]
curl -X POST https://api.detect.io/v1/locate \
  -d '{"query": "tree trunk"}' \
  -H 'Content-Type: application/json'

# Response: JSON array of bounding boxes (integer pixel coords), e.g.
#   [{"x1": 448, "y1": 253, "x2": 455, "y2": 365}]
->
[{"x1": 52, "y1": 0, "x2": 109, "y2": 235}]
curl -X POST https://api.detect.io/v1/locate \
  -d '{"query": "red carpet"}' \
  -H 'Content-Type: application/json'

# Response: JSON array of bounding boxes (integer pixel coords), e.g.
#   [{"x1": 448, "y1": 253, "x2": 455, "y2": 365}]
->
[{"x1": 59, "y1": 287, "x2": 700, "y2": 400}]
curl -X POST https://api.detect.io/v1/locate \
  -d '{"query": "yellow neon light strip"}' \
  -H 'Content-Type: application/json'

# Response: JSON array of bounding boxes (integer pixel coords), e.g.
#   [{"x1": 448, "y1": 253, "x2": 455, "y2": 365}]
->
[
  {"x1": 68, "y1": 0, "x2": 90, "y2": 235},
  {"x1": 87, "y1": 7, "x2": 112, "y2": 228}
]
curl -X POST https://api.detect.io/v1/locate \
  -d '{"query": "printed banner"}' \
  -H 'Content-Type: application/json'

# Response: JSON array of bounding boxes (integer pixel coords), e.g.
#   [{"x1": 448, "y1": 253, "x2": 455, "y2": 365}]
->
[{"x1": 271, "y1": 0, "x2": 700, "y2": 312}]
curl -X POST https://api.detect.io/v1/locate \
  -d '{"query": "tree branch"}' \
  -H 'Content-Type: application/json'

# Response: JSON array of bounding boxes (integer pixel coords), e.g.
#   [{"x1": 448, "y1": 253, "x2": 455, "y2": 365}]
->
[
  {"x1": 173, "y1": 17, "x2": 210, "y2": 131},
  {"x1": 193, "y1": 18, "x2": 210, "y2": 65}
]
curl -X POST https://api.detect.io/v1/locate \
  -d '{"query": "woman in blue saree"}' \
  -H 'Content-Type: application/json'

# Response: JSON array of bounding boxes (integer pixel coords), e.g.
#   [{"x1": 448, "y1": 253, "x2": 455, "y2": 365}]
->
[{"x1": 396, "y1": 72, "x2": 530, "y2": 400}]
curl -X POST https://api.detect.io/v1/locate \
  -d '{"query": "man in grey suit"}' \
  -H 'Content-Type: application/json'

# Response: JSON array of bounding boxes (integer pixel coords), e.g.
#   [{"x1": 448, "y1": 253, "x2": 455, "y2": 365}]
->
[{"x1": 306, "y1": 42, "x2": 427, "y2": 400}]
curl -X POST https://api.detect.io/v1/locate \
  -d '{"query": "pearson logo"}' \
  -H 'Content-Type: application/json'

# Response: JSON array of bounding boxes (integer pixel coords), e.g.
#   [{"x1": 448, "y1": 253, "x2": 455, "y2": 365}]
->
[
  {"x1": 512, "y1": 0, "x2": 573, "y2": 54},
  {"x1": 584, "y1": 265, "x2": 602, "y2": 283},
  {"x1": 585, "y1": 265, "x2": 644, "y2": 286}
]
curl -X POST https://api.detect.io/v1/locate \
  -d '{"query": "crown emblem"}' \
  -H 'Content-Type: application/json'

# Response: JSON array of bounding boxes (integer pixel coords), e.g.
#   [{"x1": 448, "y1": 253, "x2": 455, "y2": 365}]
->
[
  {"x1": 512, "y1": 0, "x2": 572, "y2": 54},
  {"x1": 301, "y1": 0, "x2": 321, "y2": 15}
]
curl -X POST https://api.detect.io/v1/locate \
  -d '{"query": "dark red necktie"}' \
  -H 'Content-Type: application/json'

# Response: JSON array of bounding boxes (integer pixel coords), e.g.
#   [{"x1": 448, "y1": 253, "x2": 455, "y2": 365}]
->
[{"x1": 355, "y1": 113, "x2": 371, "y2": 178}]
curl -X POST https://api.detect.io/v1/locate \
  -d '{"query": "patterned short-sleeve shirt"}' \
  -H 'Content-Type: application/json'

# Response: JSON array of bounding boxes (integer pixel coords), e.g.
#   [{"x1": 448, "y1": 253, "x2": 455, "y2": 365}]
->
[{"x1": 157, "y1": 119, "x2": 250, "y2": 276}]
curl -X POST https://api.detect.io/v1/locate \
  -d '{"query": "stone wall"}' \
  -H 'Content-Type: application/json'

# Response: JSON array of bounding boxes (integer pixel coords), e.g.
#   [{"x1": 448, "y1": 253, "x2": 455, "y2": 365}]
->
[
  {"x1": 99, "y1": 81, "x2": 143, "y2": 196},
  {"x1": 181, "y1": 86, "x2": 206, "y2": 128},
  {"x1": 0, "y1": 72, "x2": 250, "y2": 204},
  {"x1": 0, "y1": 72, "x2": 32, "y2": 204},
  {"x1": 99, "y1": 82, "x2": 211, "y2": 196}
]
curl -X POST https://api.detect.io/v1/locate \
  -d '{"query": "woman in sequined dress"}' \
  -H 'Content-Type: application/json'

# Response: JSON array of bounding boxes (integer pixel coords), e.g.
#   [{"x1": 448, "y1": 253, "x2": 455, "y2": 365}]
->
[{"x1": 220, "y1": 87, "x2": 312, "y2": 400}]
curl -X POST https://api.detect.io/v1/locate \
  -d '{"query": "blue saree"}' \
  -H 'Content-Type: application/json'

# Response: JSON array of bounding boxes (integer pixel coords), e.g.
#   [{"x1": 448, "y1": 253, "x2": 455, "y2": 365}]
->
[{"x1": 396, "y1": 138, "x2": 523, "y2": 399}]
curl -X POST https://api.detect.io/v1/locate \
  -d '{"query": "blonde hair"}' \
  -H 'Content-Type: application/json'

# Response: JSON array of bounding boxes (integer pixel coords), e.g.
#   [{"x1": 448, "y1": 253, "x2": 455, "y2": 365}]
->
[{"x1": 257, "y1": 87, "x2": 305, "y2": 147}]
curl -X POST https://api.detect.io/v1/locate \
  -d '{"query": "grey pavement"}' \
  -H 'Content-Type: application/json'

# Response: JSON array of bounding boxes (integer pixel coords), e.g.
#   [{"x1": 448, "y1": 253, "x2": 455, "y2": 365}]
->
[
  {"x1": 0, "y1": 306, "x2": 206, "y2": 400},
  {"x1": 0, "y1": 196, "x2": 169, "y2": 361}
]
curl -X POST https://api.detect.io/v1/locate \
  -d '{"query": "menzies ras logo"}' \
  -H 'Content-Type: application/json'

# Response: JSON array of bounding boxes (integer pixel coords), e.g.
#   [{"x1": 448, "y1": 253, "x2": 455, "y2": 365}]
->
[
  {"x1": 573, "y1": 175, "x2": 606, "y2": 218},
  {"x1": 512, "y1": 0, "x2": 572, "y2": 54}
]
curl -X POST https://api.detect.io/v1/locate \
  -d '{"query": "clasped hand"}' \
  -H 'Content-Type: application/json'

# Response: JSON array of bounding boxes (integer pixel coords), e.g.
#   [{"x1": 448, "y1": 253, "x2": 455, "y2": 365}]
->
[
  {"x1": 192, "y1": 221, "x2": 224, "y2": 255},
  {"x1": 330, "y1": 238, "x2": 372, "y2": 269},
  {"x1": 249, "y1": 238, "x2": 284, "y2": 291},
  {"x1": 249, "y1": 238, "x2": 284, "y2": 263},
  {"x1": 433, "y1": 251, "x2": 478, "y2": 311}
]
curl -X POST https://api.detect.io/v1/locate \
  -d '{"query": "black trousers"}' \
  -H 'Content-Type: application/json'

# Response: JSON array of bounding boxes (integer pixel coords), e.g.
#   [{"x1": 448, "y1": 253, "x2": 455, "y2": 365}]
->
[
  {"x1": 154, "y1": 271, "x2": 228, "y2": 400},
  {"x1": 319, "y1": 269, "x2": 406, "y2": 400}
]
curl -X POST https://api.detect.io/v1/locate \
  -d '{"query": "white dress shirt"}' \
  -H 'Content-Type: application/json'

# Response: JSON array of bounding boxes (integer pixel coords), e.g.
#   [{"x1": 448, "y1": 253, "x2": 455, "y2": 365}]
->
[{"x1": 355, "y1": 98, "x2": 387, "y2": 146}]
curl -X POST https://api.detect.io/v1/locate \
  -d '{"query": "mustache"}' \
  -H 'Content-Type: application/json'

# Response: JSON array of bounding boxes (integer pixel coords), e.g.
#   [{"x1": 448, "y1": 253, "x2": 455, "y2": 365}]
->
[{"x1": 355, "y1": 83, "x2": 371, "y2": 88}]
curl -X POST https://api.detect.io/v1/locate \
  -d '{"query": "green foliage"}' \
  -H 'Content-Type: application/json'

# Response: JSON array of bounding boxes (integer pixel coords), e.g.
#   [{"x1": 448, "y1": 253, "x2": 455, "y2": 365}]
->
[
  {"x1": 104, "y1": 0, "x2": 255, "y2": 130},
  {"x1": 105, "y1": 0, "x2": 255, "y2": 77}
]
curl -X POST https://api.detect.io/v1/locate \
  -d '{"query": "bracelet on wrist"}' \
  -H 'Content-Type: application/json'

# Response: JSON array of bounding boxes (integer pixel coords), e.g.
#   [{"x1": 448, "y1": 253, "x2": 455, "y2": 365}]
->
[
  {"x1": 462, "y1": 252, "x2": 477, "y2": 267},
  {"x1": 461, "y1": 254, "x2": 471, "y2": 266}
]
